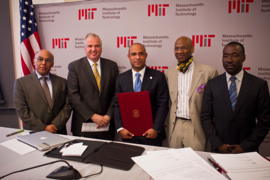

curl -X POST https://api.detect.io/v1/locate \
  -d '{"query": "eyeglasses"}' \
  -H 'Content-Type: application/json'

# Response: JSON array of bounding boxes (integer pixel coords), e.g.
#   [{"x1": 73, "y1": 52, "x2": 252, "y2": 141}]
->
[
  {"x1": 175, "y1": 47, "x2": 188, "y2": 52},
  {"x1": 37, "y1": 57, "x2": 52, "y2": 64}
]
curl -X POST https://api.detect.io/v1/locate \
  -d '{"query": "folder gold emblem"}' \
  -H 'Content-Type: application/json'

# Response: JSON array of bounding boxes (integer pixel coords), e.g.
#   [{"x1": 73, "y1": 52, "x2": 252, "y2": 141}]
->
[{"x1": 132, "y1": 110, "x2": 140, "y2": 118}]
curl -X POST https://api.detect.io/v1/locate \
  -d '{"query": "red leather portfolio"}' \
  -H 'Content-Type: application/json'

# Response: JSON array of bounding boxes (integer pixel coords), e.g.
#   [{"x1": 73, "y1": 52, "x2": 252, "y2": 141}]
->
[{"x1": 117, "y1": 91, "x2": 153, "y2": 136}]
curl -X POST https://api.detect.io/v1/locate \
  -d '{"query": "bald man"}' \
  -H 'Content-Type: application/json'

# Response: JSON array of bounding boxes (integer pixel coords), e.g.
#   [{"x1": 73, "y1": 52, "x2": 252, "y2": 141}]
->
[
  {"x1": 165, "y1": 36, "x2": 218, "y2": 151},
  {"x1": 13, "y1": 49, "x2": 72, "y2": 134}
]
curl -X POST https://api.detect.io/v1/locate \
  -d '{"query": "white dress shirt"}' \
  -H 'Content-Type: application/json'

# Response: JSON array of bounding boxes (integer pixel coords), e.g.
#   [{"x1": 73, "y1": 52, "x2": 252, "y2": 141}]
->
[
  {"x1": 226, "y1": 69, "x2": 244, "y2": 96},
  {"x1": 176, "y1": 61, "x2": 194, "y2": 119},
  {"x1": 88, "y1": 58, "x2": 101, "y2": 77},
  {"x1": 36, "y1": 71, "x2": 53, "y2": 99}
]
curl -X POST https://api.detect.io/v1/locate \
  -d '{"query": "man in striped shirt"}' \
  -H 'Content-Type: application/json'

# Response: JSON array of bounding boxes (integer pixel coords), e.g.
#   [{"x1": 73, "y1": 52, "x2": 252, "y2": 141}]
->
[{"x1": 165, "y1": 36, "x2": 218, "y2": 151}]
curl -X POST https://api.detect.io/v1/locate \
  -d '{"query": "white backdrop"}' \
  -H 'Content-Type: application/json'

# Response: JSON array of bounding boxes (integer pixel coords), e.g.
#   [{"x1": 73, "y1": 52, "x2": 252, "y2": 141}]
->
[{"x1": 34, "y1": 0, "x2": 270, "y2": 155}]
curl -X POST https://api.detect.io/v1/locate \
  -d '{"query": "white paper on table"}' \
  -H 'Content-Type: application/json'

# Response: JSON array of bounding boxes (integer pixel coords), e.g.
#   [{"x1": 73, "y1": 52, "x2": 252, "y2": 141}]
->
[
  {"x1": 81, "y1": 123, "x2": 110, "y2": 132},
  {"x1": 132, "y1": 148, "x2": 227, "y2": 180},
  {"x1": 211, "y1": 152, "x2": 270, "y2": 180},
  {"x1": 62, "y1": 143, "x2": 88, "y2": 156},
  {"x1": 60, "y1": 142, "x2": 84, "y2": 153},
  {"x1": 0, "y1": 139, "x2": 36, "y2": 155}
]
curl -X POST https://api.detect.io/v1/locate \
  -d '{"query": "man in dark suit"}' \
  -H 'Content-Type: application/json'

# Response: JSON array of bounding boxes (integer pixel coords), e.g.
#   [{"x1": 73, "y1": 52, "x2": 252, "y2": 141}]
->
[
  {"x1": 13, "y1": 49, "x2": 72, "y2": 134},
  {"x1": 114, "y1": 43, "x2": 169, "y2": 146},
  {"x1": 201, "y1": 42, "x2": 270, "y2": 153},
  {"x1": 67, "y1": 33, "x2": 118, "y2": 140}
]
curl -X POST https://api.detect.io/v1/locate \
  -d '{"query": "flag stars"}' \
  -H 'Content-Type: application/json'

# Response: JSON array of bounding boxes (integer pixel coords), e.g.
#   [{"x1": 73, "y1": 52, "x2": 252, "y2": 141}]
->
[
  {"x1": 22, "y1": 24, "x2": 25, "y2": 28},
  {"x1": 31, "y1": 5, "x2": 33, "y2": 8},
  {"x1": 35, "y1": 23, "x2": 37, "y2": 26},
  {"x1": 25, "y1": 1, "x2": 28, "y2": 5},
  {"x1": 29, "y1": 20, "x2": 32, "y2": 24},
  {"x1": 24, "y1": 9, "x2": 27, "y2": 13},
  {"x1": 22, "y1": 16, "x2": 26, "y2": 20},
  {"x1": 28, "y1": 28, "x2": 31, "y2": 31},
  {"x1": 30, "y1": 12, "x2": 33, "y2": 16},
  {"x1": 21, "y1": 32, "x2": 24, "y2": 36}
]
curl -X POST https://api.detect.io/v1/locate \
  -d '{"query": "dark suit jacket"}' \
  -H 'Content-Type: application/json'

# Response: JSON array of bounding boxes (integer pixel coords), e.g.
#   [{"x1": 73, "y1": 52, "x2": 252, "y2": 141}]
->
[
  {"x1": 201, "y1": 71, "x2": 270, "y2": 152},
  {"x1": 114, "y1": 67, "x2": 169, "y2": 142},
  {"x1": 67, "y1": 57, "x2": 119, "y2": 136},
  {"x1": 13, "y1": 72, "x2": 72, "y2": 134}
]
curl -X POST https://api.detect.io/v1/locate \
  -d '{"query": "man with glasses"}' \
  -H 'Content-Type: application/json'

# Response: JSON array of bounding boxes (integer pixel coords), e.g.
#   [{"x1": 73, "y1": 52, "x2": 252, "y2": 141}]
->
[
  {"x1": 165, "y1": 36, "x2": 218, "y2": 151},
  {"x1": 13, "y1": 49, "x2": 72, "y2": 134}
]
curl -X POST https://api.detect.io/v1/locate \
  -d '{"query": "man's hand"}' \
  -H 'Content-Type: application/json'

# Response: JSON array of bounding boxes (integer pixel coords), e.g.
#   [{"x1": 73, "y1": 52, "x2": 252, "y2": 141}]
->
[
  {"x1": 119, "y1": 129, "x2": 134, "y2": 139},
  {"x1": 143, "y1": 128, "x2": 158, "y2": 139},
  {"x1": 45, "y1": 124, "x2": 58, "y2": 133},
  {"x1": 227, "y1": 144, "x2": 245, "y2": 154},
  {"x1": 91, "y1": 114, "x2": 104, "y2": 128},
  {"x1": 217, "y1": 144, "x2": 232, "y2": 153}
]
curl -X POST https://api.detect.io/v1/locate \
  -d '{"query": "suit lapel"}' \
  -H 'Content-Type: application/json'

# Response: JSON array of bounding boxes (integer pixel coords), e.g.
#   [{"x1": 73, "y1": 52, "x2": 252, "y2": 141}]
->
[
  {"x1": 189, "y1": 62, "x2": 203, "y2": 99},
  {"x1": 141, "y1": 67, "x2": 152, "y2": 91},
  {"x1": 232, "y1": 71, "x2": 253, "y2": 117},
  {"x1": 169, "y1": 67, "x2": 178, "y2": 103},
  {"x1": 100, "y1": 58, "x2": 106, "y2": 95},
  {"x1": 50, "y1": 74, "x2": 57, "y2": 108},
  {"x1": 126, "y1": 70, "x2": 134, "y2": 92},
  {"x1": 30, "y1": 72, "x2": 48, "y2": 105},
  {"x1": 218, "y1": 73, "x2": 233, "y2": 113},
  {"x1": 81, "y1": 57, "x2": 99, "y2": 92}
]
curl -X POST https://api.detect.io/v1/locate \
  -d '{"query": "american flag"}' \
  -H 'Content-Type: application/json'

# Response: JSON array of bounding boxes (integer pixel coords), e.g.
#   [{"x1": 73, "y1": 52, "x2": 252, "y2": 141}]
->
[{"x1": 20, "y1": 0, "x2": 41, "y2": 76}]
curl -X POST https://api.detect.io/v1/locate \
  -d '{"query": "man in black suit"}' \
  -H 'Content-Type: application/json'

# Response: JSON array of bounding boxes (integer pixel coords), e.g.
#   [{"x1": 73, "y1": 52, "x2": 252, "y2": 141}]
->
[
  {"x1": 201, "y1": 42, "x2": 270, "y2": 153},
  {"x1": 67, "y1": 33, "x2": 119, "y2": 140},
  {"x1": 114, "y1": 43, "x2": 169, "y2": 146}
]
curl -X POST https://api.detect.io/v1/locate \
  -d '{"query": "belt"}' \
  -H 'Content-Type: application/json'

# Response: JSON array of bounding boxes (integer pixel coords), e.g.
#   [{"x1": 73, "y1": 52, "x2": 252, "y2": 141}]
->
[{"x1": 176, "y1": 117, "x2": 191, "y2": 120}]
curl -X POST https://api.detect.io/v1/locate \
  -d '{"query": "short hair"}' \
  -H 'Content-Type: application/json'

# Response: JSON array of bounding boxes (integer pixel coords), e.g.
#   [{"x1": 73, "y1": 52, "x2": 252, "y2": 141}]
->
[
  {"x1": 34, "y1": 50, "x2": 54, "y2": 62},
  {"x1": 128, "y1": 43, "x2": 146, "y2": 54},
  {"x1": 225, "y1": 41, "x2": 245, "y2": 55},
  {"x1": 84, "y1": 33, "x2": 102, "y2": 46}
]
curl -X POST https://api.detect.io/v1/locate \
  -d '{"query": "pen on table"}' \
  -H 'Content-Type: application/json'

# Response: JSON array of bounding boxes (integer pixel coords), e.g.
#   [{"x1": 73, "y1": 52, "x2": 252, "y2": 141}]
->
[
  {"x1": 207, "y1": 157, "x2": 219, "y2": 170},
  {"x1": 6, "y1": 129, "x2": 24, "y2": 137}
]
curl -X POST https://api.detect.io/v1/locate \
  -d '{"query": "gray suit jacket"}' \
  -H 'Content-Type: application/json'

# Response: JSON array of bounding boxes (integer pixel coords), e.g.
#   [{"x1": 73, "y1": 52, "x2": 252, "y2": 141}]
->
[
  {"x1": 13, "y1": 72, "x2": 72, "y2": 134},
  {"x1": 67, "y1": 57, "x2": 119, "y2": 135},
  {"x1": 165, "y1": 61, "x2": 218, "y2": 150}
]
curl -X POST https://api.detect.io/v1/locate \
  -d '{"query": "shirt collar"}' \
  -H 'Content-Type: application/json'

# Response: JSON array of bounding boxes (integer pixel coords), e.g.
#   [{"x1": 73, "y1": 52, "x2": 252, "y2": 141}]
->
[
  {"x1": 88, "y1": 58, "x2": 101, "y2": 66},
  {"x1": 132, "y1": 66, "x2": 146, "y2": 78},
  {"x1": 226, "y1": 69, "x2": 244, "y2": 82},
  {"x1": 35, "y1": 71, "x2": 50, "y2": 80}
]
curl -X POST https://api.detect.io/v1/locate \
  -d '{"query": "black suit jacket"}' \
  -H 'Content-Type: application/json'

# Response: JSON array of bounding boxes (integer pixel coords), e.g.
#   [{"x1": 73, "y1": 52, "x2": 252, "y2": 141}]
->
[
  {"x1": 114, "y1": 67, "x2": 169, "y2": 142},
  {"x1": 67, "y1": 57, "x2": 119, "y2": 135},
  {"x1": 201, "y1": 71, "x2": 270, "y2": 152},
  {"x1": 13, "y1": 72, "x2": 72, "y2": 134}
]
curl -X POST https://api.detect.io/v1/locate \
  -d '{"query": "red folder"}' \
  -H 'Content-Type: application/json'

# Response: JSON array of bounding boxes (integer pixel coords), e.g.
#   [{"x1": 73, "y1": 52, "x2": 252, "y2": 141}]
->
[{"x1": 117, "y1": 91, "x2": 153, "y2": 136}]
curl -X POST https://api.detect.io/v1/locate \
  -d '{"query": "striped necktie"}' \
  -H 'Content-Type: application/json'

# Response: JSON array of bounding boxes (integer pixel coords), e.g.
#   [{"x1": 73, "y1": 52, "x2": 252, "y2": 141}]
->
[
  {"x1": 41, "y1": 77, "x2": 52, "y2": 109},
  {"x1": 93, "y1": 63, "x2": 101, "y2": 91},
  {"x1": 229, "y1": 76, "x2": 237, "y2": 111}
]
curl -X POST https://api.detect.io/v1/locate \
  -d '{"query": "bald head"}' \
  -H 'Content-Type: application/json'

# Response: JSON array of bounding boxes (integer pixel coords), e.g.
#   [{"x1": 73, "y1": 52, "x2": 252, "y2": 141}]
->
[
  {"x1": 174, "y1": 36, "x2": 194, "y2": 63},
  {"x1": 128, "y1": 43, "x2": 146, "y2": 54},
  {"x1": 34, "y1": 49, "x2": 54, "y2": 76}
]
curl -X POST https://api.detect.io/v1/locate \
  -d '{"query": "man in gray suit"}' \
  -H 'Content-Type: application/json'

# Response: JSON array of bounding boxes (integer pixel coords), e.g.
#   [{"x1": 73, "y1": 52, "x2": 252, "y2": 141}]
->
[
  {"x1": 13, "y1": 49, "x2": 72, "y2": 134},
  {"x1": 67, "y1": 33, "x2": 119, "y2": 140}
]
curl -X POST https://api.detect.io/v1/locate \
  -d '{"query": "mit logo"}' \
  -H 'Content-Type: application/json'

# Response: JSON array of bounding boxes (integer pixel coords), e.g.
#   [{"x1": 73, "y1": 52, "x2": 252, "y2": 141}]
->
[
  {"x1": 192, "y1": 35, "x2": 215, "y2": 47},
  {"x1": 117, "y1": 36, "x2": 137, "y2": 48},
  {"x1": 228, "y1": 0, "x2": 253, "y2": 13},
  {"x1": 78, "y1": 8, "x2": 97, "y2": 20},
  {"x1": 52, "y1": 38, "x2": 70, "y2": 49},
  {"x1": 243, "y1": 67, "x2": 250, "y2": 70},
  {"x1": 148, "y1": 4, "x2": 169, "y2": 16},
  {"x1": 148, "y1": 66, "x2": 168, "y2": 73}
]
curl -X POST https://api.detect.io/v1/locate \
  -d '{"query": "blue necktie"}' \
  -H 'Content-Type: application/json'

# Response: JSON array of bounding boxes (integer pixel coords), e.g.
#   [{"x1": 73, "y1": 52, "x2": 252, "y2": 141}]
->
[
  {"x1": 134, "y1": 73, "x2": 142, "y2": 92},
  {"x1": 229, "y1": 76, "x2": 237, "y2": 111}
]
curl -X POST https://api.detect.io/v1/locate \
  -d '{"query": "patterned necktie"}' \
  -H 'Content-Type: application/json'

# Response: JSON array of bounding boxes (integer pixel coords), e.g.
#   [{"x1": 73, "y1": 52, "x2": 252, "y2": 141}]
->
[
  {"x1": 41, "y1": 77, "x2": 52, "y2": 110},
  {"x1": 134, "y1": 73, "x2": 142, "y2": 92},
  {"x1": 93, "y1": 63, "x2": 101, "y2": 91},
  {"x1": 229, "y1": 76, "x2": 237, "y2": 111}
]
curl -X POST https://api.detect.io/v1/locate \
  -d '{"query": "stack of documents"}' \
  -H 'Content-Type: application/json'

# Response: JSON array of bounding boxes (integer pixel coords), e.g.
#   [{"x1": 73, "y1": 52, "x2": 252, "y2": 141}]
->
[
  {"x1": 60, "y1": 142, "x2": 88, "y2": 156},
  {"x1": 132, "y1": 148, "x2": 227, "y2": 180},
  {"x1": 211, "y1": 152, "x2": 270, "y2": 180}
]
